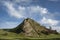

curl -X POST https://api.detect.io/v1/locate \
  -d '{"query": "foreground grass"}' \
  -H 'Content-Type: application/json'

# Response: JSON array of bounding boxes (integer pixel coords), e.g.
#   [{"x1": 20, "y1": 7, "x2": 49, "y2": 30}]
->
[
  {"x1": 0, "y1": 34, "x2": 60, "y2": 40},
  {"x1": 0, "y1": 30, "x2": 60, "y2": 40},
  {"x1": 0, "y1": 38, "x2": 60, "y2": 40}
]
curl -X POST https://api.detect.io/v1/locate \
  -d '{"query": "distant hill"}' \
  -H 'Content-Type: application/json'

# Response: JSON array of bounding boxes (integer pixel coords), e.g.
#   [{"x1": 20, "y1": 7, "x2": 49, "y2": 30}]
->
[{"x1": 0, "y1": 18, "x2": 58, "y2": 37}]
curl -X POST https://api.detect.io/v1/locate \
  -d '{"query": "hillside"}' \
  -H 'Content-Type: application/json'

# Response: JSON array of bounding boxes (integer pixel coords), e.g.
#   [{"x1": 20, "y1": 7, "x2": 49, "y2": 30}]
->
[
  {"x1": 0, "y1": 18, "x2": 60, "y2": 40},
  {"x1": 8, "y1": 18, "x2": 58, "y2": 37}
]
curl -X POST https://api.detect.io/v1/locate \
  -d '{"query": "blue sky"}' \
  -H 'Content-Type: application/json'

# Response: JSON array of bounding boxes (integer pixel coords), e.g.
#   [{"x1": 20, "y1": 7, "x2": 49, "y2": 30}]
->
[{"x1": 0, "y1": 0, "x2": 60, "y2": 32}]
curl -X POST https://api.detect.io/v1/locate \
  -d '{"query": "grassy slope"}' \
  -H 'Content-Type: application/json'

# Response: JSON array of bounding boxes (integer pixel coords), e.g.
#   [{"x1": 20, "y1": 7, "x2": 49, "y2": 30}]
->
[
  {"x1": 0, "y1": 18, "x2": 60, "y2": 40},
  {"x1": 0, "y1": 30, "x2": 60, "y2": 40}
]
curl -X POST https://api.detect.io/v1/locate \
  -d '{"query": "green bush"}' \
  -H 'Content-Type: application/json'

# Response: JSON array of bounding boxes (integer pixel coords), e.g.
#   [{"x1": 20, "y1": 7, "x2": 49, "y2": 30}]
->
[{"x1": 41, "y1": 30, "x2": 49, "y2": 35}]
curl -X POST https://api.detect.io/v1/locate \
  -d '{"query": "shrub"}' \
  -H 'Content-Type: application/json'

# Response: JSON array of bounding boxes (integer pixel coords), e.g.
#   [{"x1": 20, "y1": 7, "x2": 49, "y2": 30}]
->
[{"x1": 41, "y1": 30, "x2": 49, "y2": 35}]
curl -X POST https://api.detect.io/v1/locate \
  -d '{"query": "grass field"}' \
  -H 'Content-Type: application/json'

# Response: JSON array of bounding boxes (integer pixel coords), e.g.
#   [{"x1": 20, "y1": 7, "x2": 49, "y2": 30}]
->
[
  {"x1": 0, "y1": 34, "x2": 60, "y2": 40},
  {"x1": 0, "y1": 36, "x2": 60, "y2": 40},
  {"x1": 0, "y1": 29, "x2": 60, "y2": 40}
]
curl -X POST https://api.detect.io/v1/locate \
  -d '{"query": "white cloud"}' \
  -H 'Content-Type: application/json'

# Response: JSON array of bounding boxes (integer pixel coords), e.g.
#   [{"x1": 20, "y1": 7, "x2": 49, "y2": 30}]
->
[
  {"x1": 41, "y1": 17, "x2": 59, "y2": 26},
  {"x1": 3, "y1": 0, "x2": 59, "y2": 26},
  {"x1": 4, "y1": 2, "x2": 25, "y2": 18},
  {"x1": 3, "y1": 1, "x2": 48, "y2": 19},
  {"x1": 1, "y1": 0, "x2": 60, "y2": 32},
  {"x1": 46, "y1": 26, "x2": 60, "y2": 32},
  {"x1": 52, "y1": 27, "x2": 60, "y2": 32},
  {"x1": 40, "y1": 17, "x2": 60, "y2": 32},
  {"x1": 30, "y1": 6, "x2": 48, "y2": 14}
]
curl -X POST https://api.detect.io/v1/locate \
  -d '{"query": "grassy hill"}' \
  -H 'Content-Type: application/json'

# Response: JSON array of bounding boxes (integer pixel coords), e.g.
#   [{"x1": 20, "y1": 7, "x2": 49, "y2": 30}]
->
[{"x1": 0, "y1": 18, "x2": 60, "y2": 40}]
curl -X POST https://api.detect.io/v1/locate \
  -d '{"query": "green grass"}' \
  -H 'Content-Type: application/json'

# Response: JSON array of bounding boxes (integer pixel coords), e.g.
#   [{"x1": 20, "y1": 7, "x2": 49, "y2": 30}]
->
[
  {"x1": 0, "y1": 36, "x2": 60, "y2": 40},
  {"x1": 0, "y1": 29, "x2": 60, "y2": 40},
  {"x1": 0, "y1": 34, "x2": 60, "y2": 40}
]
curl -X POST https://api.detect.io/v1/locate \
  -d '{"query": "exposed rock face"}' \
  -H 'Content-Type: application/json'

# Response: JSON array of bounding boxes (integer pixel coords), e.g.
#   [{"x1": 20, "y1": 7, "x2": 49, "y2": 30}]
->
[
  {"x1": 23, "y1": 19, "x2": 35, "y2": 36},
  {"x1": 11, "y1": 18, "x2": 58, "y2": 37},
  {"x1": 21, "y1": 18, "x2": 39, "y2": 37}
]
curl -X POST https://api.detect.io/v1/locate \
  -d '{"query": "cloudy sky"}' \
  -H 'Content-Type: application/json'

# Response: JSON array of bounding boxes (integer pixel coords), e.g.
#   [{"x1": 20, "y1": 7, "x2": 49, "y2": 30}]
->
[{"x1": 0, "y1": 0, "x2": 60, "y2": 32}]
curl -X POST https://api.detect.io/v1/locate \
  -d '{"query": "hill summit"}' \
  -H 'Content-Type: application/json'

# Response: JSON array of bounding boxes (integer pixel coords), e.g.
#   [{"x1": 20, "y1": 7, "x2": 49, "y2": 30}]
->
[{"x1": 10, "y1": 18, "x2": 58, "y2": 37}]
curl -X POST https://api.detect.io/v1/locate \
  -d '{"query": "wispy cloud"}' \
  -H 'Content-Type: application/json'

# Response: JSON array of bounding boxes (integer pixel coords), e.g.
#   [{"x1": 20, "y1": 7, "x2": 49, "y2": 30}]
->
[
  {"x1": 40, "y1": 17, "x2": 59, "y2": 26},
  {"x1": 4, "y1": 2, "x2": 25, "y2": 18},
  {"x1": 0, "y1": 21, "x2": 19, "y2": 29},
  {"x1": 46, "y1": 26, "x2": 60, "y2": 32},
  {"x1": 40, "y1": 17, "x2": 60, "y2": 32},
  {"x1": 0, "y1": 0, "x2": 60, "y2": 32},
  {"x1": 29, "y1": 6, "x2": 48, "y2": 14},
  {"x1": 52, "y1": 27, "x2": 60, "y2": 32},
  {"x1": 3, "y1": 1, "x2": 48, "y2": 19}
]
